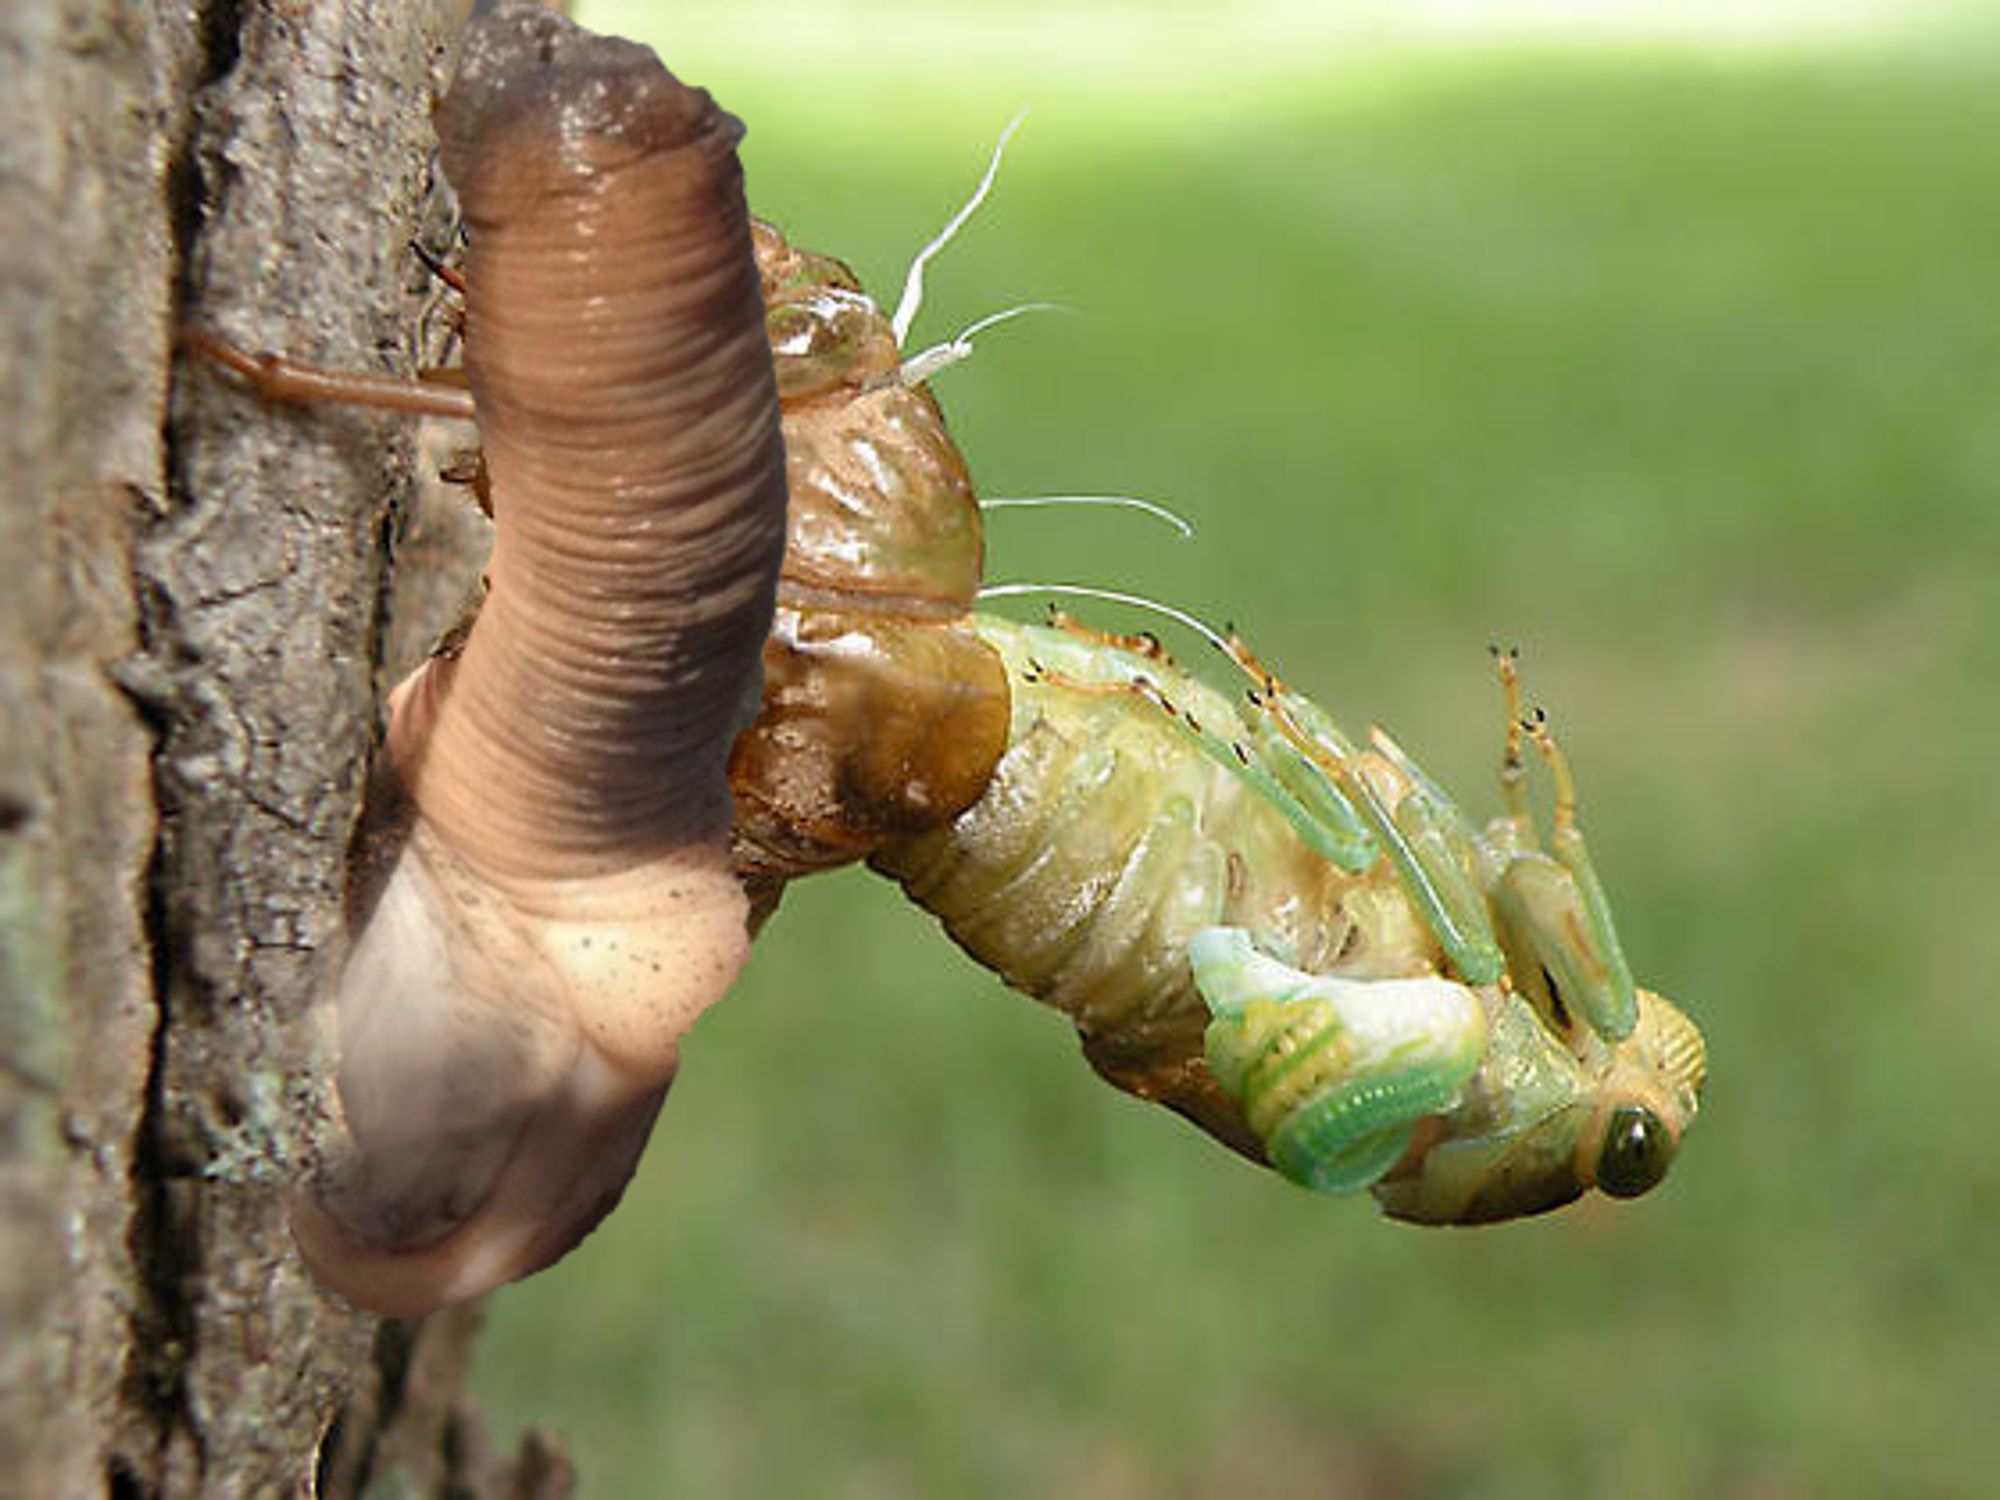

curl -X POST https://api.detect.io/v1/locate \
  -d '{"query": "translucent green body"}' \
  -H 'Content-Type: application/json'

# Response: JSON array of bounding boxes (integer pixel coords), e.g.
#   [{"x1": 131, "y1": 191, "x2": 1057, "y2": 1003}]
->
[
  {"x1": 875, "y1": 615, "x2": 1705, "y2": 1223},
  {"x1": 745, "y1": 214, "x2": 1702, "y2": 1225}
]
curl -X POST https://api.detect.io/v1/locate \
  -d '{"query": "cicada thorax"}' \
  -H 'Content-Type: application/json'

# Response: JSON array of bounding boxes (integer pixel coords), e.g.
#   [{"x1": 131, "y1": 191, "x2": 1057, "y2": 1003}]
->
[
  {"x1": 872, "y1": 614, "x2": 1449, "y2": 1167},
  {"x1": 726, "y1": 221, "x2": 1012, "y2": 926}
]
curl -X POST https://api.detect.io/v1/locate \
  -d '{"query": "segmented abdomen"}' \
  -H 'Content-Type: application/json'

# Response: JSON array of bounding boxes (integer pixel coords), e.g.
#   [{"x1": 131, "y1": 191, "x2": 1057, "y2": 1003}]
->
[{"x1": 873, "y1": 614, "x2": 1442, "y2": 1159}]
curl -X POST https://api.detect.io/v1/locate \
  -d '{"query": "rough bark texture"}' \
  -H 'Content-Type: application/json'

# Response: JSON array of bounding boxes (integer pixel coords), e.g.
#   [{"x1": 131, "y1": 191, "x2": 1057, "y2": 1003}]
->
[{"x1": 0, "y1": 2, "x2": 557, "y2": 1493}]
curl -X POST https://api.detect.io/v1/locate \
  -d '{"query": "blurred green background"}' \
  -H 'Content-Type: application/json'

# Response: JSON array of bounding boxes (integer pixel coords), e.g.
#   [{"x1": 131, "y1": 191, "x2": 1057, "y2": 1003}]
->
[{"x1": 472, "y1": 3, "x2": 2000, "y2": 1494}]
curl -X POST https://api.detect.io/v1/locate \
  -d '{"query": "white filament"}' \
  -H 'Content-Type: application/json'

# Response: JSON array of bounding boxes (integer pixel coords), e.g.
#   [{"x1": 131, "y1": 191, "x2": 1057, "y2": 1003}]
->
[
  {"x1": 898, "y1": 301, "x2": 1070, "y2": 386},
  {"x1": 891, "y1": 109, "x2": 1028, "y2": 346},
  {"x1": 980, "y1": 494, "x2": 1196, "y2": 540},
  {"x1": 979, "y1": 581, "x2": 1236, "y2": 658}
]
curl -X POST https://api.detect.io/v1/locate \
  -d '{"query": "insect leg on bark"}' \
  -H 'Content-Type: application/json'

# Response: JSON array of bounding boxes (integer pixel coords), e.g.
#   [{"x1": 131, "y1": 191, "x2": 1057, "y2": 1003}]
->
[{"x1": 179, "y1": 326, "x2": 478, "y2": 420}]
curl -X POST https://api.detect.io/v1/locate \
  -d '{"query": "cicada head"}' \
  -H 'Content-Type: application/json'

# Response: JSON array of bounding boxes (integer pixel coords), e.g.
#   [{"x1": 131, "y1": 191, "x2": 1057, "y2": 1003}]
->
[{"x1": 1372, "y1": 983, "x2": 1705, "y2": 1224}]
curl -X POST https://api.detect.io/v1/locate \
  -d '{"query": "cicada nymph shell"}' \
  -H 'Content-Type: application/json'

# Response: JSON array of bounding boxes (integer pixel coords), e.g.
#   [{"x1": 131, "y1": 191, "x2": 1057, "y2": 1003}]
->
[
  {"x1": 726, "y1": 221, "x2": 1012, "y2": 925},
  {"x1": 277, "y1": 1, "x2": 791, "y2": 1313}
]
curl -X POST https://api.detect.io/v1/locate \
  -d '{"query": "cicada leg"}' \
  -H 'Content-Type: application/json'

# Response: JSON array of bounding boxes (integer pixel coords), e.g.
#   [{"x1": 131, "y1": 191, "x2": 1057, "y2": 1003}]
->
[
  {"x1": 1518, "y1": 708, "x2": 1639, "y2": 1040},
  {"x1": 180, "y1": 326, "x2": 489, "y2": 521},
  {"x1": 1227, "y1": 637, "x2": 1505, "y2": 985},
  {"x1": 1481, "y1": 650, "x2": 1640, "y2": 1044},
  {"x1": 1484, "y1": 645, "x2": 1538, "y2": 858},
  {"x1": 410, "y1": 237, "x2": 469, "y2": 296},
  {"x1": 1041, "y1": 608, "x2": 1172, "y2": 663},
  {"x1": 178, "y1": 327, "x2": 478, "y2": 421},
  {"x1": 1024, "y1": 625, "x2": 1377, "y2": 872},
  {"x1": 1190, "y1": 927, "x2": 1486, "y2": 1195}
]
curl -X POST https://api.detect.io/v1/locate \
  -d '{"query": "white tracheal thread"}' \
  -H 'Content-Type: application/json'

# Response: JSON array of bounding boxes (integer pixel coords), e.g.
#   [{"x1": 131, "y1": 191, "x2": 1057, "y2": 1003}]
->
[
  {"x1": 899, "y1": 300, "x2": 1072, "y2": 386},
  {"x1": 979, "y1": 495, "x2": 1195, "y2": 541},
  {"x1": 980, "y1": 581, "x2": 1238, "y2": 659},
  {"x1": 898, "y1": 137, "x2": 1207, "y2": 600},
  {"x1": 892, "y1": 109, "x2": 1028, "y2": 346},
  {"x1": 888, "y1": 111, "x2": 1078, "y2": 386}
]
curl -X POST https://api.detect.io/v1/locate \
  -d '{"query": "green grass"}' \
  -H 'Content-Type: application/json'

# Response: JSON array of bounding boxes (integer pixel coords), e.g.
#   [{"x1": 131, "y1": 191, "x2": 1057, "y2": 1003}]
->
[{"x1": 470, "y1": 17, "x2": 2000, "y2": 1497}]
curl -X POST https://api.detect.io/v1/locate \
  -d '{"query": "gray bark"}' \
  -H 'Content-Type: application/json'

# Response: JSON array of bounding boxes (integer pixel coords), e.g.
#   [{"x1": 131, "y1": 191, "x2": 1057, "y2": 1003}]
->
[{"x1": 1, "y1": 2, "x2": 555, "y2": 1493}]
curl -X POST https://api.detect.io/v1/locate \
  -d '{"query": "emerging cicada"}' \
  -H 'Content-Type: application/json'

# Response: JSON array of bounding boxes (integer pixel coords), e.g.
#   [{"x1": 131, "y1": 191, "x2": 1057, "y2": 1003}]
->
[
  {"x1": 873, "y1": 615, "x2": 1705, "y2": 1222},
  {"x1": 745, "y1": 188, "x2": 1706, "y2": 1224}
]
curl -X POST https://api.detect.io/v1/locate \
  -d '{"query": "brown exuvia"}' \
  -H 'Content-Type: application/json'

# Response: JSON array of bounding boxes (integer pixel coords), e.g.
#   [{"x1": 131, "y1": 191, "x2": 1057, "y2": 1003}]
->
[
  {"x1": 289, "y1": 2, "x2": 789, "y2": 1316},
  {"x1": 726, "y1": 218, "x2": 1011, "y2": 927}
]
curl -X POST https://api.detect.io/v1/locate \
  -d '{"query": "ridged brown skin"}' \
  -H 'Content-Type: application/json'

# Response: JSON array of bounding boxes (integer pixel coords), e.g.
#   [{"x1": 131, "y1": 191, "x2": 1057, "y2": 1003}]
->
[
  {"x1": 410, "y1": 19, "x2": 785, "y2": 882},
  {"x1": 294, "y1": 2, "x2": 788, "y2": 1316},
  {"x1": 727, "y1": 222, "x2": 1011, "y2": 926}
]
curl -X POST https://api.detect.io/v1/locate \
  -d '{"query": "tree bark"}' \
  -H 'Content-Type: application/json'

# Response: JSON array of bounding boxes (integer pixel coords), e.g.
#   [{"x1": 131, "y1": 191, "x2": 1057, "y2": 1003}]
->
[{"x1": 1, "y1": 2, "x2": 557, "y2": 1493}]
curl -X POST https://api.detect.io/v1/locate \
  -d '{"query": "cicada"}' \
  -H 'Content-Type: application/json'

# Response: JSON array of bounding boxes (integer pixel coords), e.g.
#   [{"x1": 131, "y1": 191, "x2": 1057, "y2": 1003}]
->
[
  {"x1": 870, "y1": 615, "x2": 1705, "y2": 1221},
  {"x1": 749, "y1": 198, "x2": 1705, "y2": 1224}
]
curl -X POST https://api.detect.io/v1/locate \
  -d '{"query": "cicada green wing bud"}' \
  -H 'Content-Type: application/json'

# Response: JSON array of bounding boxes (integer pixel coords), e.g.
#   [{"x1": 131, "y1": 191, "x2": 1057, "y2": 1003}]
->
[
  {"x1": 1257, "y1": 740, "x2": 1377, "y2": 873},
  {"x1": 1385, "y1": 783, "x2": 1508, "y2": 985},
  {"x1": 1190, "y1": 928, "x2": 1487, "y2": 1195}
]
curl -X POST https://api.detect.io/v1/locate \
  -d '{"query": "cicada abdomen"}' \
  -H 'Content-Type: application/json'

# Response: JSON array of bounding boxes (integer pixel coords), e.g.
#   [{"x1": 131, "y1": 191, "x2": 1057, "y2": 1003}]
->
[
  {"x1": 726, "y1": 221, "x2": 1011, "y2": 925},
  {"x1": 872, "y1": 614, "x2": 1706, "y2": 1224}
]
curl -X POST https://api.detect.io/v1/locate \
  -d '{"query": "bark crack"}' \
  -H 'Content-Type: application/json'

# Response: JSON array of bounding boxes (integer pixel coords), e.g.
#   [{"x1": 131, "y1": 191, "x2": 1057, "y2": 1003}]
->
[{"x1": 122, "y1": 841, "x2": 205, "y2": 1480}]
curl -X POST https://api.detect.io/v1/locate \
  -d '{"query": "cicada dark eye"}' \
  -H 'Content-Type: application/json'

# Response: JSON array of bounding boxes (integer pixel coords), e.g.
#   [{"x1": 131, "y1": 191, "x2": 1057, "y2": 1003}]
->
[{"x1": 1596, "y1": 1105, "x2": 1675, "y2": 1199}]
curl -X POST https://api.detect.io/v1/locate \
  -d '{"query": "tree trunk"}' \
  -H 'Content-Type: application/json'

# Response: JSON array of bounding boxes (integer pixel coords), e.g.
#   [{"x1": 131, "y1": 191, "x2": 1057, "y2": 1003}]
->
[{"x1": 1, "y1": 2, "x2": 558, "y2": 1492}]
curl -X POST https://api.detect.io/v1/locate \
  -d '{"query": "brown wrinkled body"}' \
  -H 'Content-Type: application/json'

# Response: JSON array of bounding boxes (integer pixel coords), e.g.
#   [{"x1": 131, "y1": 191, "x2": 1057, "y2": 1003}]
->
[
  {"x1": 727, "y1": 223, "x2": 1011, "y2": 925},
  {"x1": 294, "y1": 3, "x2": 789, "y2": 1316}
]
